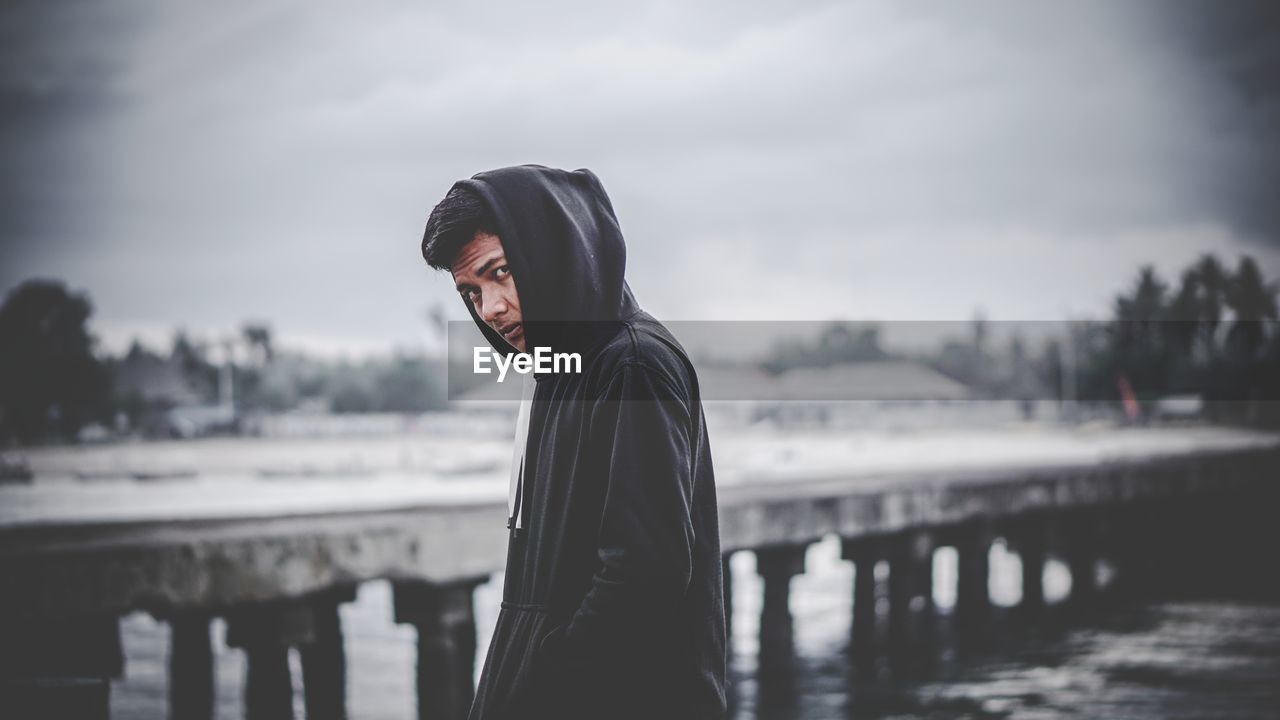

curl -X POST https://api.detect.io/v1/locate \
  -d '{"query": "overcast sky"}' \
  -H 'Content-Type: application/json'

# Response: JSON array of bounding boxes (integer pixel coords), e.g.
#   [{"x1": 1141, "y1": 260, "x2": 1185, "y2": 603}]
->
[{"x1": 2, "y1": 0, "x2": 1278, "y2": 357}]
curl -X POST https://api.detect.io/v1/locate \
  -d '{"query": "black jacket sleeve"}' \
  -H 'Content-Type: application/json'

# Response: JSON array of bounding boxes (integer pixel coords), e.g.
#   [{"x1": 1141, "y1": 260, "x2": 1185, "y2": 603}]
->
[{"x1": 549, "y1": 362, "x2": 697, "y2": 660}]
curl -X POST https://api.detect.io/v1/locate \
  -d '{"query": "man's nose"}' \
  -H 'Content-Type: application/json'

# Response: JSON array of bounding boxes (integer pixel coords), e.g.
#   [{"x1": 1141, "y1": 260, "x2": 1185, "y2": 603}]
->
[{"x1": 481, "y1": 295, "x2": 507, "y2": 323}]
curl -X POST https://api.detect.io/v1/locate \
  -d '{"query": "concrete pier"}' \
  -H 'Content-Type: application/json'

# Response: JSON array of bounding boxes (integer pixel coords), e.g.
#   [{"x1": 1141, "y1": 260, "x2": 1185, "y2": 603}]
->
[
  {"x1": 1, "y1": 427, "x2": 1278, "y2": 716},
  {"x1": 1009, "y1": 516, "x2": 1048, "y2": 617},
  {"x1": 0, "y1": 678, "x2": 111, "y2": 720},
  {"x1": 226, "y1": 601, "x2": 318, "y2": 720},
  {"x1": 167, "y1": 613, "x2": 214, "y2": 720},
  {"x1": 754, "y1": 543, "x2": 808, "y2": 682},
  {"x1": 300, "y1": 588, "x2": 354, "y2": 720},
  {"x1": 393, "y1": 578, "x2": 485, "y2": 720},
  {"x1": 1109, "y1": 500, "x2": 1177, "y2": 601},
  {"x1": 840, "y1": 538, "x2": 882, "y2": 669},
  {"x1": 887, "y1": 531, "x2": 934, "y2": 673},
  {"x1": 0, "y1": 614, "x2": 121, "y2": 720},
  {"x1": 951, "y1": 521, "x2": 993, "y2": 644},
  {"x1": 243, "y1": 644, "x2": 291, "y2": 720},
  {"x1": 1061, "y1": 512, "x2": 1099, "y2": 615}
]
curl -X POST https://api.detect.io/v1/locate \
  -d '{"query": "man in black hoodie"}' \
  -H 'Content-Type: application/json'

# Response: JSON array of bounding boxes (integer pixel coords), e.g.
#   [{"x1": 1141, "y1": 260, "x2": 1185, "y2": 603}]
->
[{"x1": 420, "y1": 165, "x2": 727, "y2": 720}]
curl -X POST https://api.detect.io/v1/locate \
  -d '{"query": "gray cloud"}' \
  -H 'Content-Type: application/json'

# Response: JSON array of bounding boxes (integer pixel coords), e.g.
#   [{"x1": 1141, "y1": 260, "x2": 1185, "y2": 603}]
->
[
  {"x1": 1155, "y1": 0, "x2": 1280, "y2": 244},
  {"x1": 0, "y1": 0, "x2": 136, "y2": 278},
  {"x1": 4, "y1": 0, "x2": 1279, "y2": 353}
]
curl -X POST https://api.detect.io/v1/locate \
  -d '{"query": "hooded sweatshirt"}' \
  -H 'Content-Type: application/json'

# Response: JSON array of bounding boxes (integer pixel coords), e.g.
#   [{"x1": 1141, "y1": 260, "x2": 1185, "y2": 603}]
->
[{"x1": 451, "y1": 166, "x2": 726, "y2": 720}]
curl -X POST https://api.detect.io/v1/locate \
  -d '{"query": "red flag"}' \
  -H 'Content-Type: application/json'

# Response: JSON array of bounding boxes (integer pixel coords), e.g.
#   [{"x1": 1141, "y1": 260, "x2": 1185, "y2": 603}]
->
[{"x1": 1117, "y1": 374, "x2": 1140, "y2": 422}]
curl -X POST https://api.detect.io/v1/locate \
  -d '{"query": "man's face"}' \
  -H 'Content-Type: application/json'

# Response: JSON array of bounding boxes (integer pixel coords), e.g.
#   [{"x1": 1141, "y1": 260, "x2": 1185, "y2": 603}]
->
[{"x1": 451, "y1": 231, "x2": 525, "y2": 351}]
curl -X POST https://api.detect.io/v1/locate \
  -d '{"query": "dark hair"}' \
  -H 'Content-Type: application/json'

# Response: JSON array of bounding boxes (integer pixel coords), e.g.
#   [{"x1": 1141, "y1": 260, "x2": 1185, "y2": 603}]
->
[{"x1": 421, "y1": 187, "x2": 496, "y2": 271}]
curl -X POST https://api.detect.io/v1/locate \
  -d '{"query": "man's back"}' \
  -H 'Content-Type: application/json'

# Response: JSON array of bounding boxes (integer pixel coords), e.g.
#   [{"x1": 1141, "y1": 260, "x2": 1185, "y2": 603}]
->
[{"x1": 469, "y1": 312, "x2": 725, "y2": 720}]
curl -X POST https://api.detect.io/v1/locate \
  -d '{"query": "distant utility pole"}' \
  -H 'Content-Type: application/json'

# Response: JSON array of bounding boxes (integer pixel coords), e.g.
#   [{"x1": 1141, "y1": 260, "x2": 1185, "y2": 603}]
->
[
  {"x1": 1061, "y1": 322, "x2": 1079, "y2": 423},
  {"x1": 219, "y1": 338, "x2": 235, "y2": 408}
]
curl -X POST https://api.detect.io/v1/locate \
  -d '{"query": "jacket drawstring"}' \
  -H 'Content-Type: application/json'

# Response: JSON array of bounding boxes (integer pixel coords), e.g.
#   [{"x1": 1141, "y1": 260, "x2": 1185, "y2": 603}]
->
[{"x1": 507, "y1": 374, "x2": 535, "y2": 537}]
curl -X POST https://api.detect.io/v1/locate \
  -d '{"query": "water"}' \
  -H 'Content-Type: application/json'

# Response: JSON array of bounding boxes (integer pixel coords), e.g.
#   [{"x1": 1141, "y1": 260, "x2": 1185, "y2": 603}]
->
[
  {"x1": 109, "y1": 536, "x2": 1280, "y2": 719},
  {"x1": 724, "y1": 538, "x2": 1280, "y2": 720}
]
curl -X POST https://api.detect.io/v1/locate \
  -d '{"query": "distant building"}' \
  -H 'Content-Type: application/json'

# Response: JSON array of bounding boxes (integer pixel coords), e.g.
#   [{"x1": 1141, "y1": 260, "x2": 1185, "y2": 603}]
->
[
  {"x1": 112, "y1": 350, "x2": 238, "y2": 438},
  {"x1": 113, "y1": 351, "x2": 202, "y2": 407},
  {"x1": 772, "y1": 360, "x2": 972, "y2": 402},
  {"x1": 455, "y1": 360, "x2": 974, "y2": 431}
]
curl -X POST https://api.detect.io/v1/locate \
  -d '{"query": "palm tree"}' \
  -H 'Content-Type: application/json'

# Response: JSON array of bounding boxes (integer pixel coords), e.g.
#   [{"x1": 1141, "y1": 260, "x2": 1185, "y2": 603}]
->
[
  {"x1": 1113, "y1": 265, "x2": 1167, "y2": 352},
  {"x1": 241, "y1": 323, "x2": 275, "y2": 367},
  {"x1": 1192, "y1": 254, "x2": 1227, "y2": 361},
  {"x1": 1111, "y1": 266, "x2": 1171, "y2": 399},
  {"x1": 1164, "y1": 268, "x2": 1200, "y2": 356},
  {"x1": 1224, "y1": 256, "x2": 1278, "y2": 359}
]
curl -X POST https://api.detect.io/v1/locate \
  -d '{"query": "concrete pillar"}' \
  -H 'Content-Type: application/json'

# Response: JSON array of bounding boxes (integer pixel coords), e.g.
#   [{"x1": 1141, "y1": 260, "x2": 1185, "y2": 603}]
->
[
  {"x1": 227, "y1": 599, "x2": 322, "y2": 720},
  {"x1": 1062, "y1": 513, "x2": 1099, "y2": 616},
  {"x1": 300, "y1": 588, "x2": 356, "y2": 720},
  {"x1": 1111, "y1": 489, "x2": 1187, "y2": 597},
  {"x1": 0, "y1": 614, "x2": 121, "y2": 720},
  {"x1": 953, "y1": 522, "x2": 992, "y2": 644},
  {"x1": 754, "y1": 544, "x2": 807, "y2": 683},
  {"x1": 393, "y1": 577, "x2": 487, "y2": 720},
  {"x1": 245, "y1": 645, "x2": 293, "y2": 720},
  {"x1": 1010, "y1": 517, "x2": 1046, "y2": 616},
  {"x1": 887, "y1": 530, "x2": 934, "y2": 668},
  {"x1": 1091, "y1": 504, "x2": 1134, "y2": 603},
  {"x1": 839, "y1": 538, "x2": 881, "y2": 667},
  {"x1": 0, "y1": 614, "x2": 123, "y2": 679},
  {"x1": 1109, "y1": 501, "x2": 1173, "y2": 601},
  {"x1": 169, "y1": 612, "x2": 215, "y2": 720},
  {"x1": 1217, "y1": 483, "x2": 1280, "y2": 601},
  {"x1": 0, "y1": 677, "x2": 110, "y2": 720},
  {"x1": 1162, "y1": 491, "x2": 1254, "y2": 599}
]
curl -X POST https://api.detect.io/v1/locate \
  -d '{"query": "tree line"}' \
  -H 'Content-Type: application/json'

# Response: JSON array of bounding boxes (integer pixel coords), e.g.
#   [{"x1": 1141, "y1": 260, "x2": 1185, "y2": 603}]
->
[
  {"x1": 1075, "y1": 254, "x2": 1279, "y2": 421},
  {"x1": 2, "y1": 254, "x2": 1277, "y2": 444},
  {"x1": 0, "y1": 279, "x2": 446, "y2": 445},
  {"x1": 756, "y1": 253, "x2": 1279, "y2": 422}
]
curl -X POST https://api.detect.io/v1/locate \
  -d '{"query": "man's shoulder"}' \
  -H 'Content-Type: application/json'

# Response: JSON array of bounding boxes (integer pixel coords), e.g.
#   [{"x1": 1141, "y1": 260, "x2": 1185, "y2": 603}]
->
[{"x1": 587, "y1": 314, "x2": 696, "y2": 397}]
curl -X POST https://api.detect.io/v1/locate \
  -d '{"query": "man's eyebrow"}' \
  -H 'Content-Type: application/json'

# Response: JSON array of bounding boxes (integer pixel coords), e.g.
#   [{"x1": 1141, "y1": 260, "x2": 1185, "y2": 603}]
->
[
  {"x1": 454, "y1": 252, "x2": 506, "y2": 293},
  {"x1": 474, "y1": 254, "x2": 503, "y2": 277}
]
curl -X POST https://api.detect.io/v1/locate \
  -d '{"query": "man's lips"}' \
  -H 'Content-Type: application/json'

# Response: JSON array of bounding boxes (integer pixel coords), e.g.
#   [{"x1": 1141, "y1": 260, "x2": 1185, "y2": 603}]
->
[{"x1": 498, "y1": 322, "x2": 523, "y2": 341}]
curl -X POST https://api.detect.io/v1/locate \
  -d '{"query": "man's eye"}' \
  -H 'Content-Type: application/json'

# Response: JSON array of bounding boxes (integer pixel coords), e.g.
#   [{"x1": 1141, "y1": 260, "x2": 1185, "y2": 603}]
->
[
  {"x1": 494, "y1": 266, "x2": 511, "y2": 280},
  {"x1": 464, "y1": 290, "x2": 480, "y2": 304}
]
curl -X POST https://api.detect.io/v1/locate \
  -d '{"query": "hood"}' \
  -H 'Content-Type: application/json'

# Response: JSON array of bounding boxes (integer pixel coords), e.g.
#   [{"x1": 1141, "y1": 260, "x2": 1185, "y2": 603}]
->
[{"x1": 451, "y1": 165, "x2": 640, "y2": 359}]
